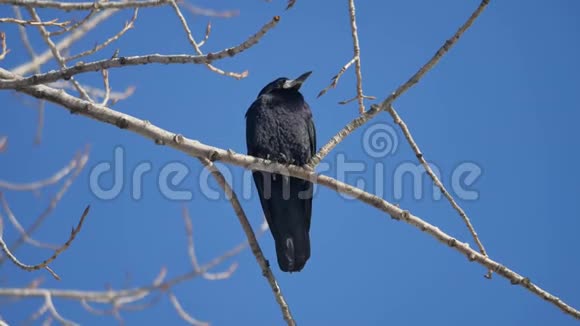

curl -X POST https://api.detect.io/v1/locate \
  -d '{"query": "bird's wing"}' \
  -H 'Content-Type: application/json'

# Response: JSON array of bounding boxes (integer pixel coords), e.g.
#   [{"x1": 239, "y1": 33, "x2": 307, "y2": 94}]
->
[
  {"x1": 304, "y1": 106, "x2": 316, "y2": 231},
  {"x1": 245, "y1": 105, "x2": 255, "y2": 155},
  {"x1": 245, "y1": 99, "x2": 261, "y2": 156},
  {"x1": 252, "y1": 171, "x2": 278, "y2": 239},
  {"x1": 307, "y1": 113, "x2": 317, "y2": 157}
]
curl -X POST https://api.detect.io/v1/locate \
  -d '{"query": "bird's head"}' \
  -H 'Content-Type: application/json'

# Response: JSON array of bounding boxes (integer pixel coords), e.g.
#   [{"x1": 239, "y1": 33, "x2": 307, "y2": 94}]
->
[{"x1": 258, "y1": 71, "x2": 312, "y2": 97}]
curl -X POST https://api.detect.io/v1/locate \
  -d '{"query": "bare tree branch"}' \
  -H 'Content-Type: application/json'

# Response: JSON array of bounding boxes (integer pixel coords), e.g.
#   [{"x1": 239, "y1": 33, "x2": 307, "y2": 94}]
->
[
  {"x1": 179, "y1": 1, "x2": 238, "y2": 19},
  {"x1": 44, "y1": 290, "x2": 78, "y2": 325},
  {"x1": 0, "y1": 136, "x2": 6, "y2": 152},
  {"x1": 310, "y1": 0, "x2": 490, "y2": 166},
  {"x1": 168, "y1": 293, "x2": 209, "y2": 326},
  {"x1": 0, "y1": 192, "x2": 59, "y2": 250},
  {"x1": 347, "y1": 0, "x2": 366, "y2": 113},
  {"x1": 0, "y1": 148, "x2": 89, "y2": 262},
  {"x1": 338, "y1": 94, "x2": 375, "y2": 105},
  {"x1": 181, "y1": 207, "x2": 238, "y2": 281},
  {"x1": 2, "y1": 0, "x2": 576, "y2": 322},
  {"x1": 48, "y1": 10, "x2": 96, "y2": 37},
  {"x1": 25, "y1": 301, "x2": 49, "y2": 324},
  {"x1": 0, "y1": 220, "x2": 264, "y2": 310},
  {"x1": 4, "y1": 0, "x2": 171, "y2": 10},
  {"x1": 12, "y1": 6, "x2": 38, "y2": 65},
  {"x1": 26, "y1": 7, "x2": 92, "y2": 101},
  {"x1": 99, "y1": 69, "x2": 111, "y2": 105},
  {"x1": 1, "y1": 16, "x2": 281, "y2": 89},
  {"x1": 168, "y1": 0, "x2": 247, "y2": 79},
  {"x1": 64, "y1": 9, "x2": 138, "y2": 63},
  {"x1": 11, "y1": 6, "x2": 46, "y2": 143},
  {"x1": 11, "y1": 9, "x2": 118, "y2": 76},
  {"x1": 197, "y1": 22, "x2": 211, "y2": 48},
  {"x1": 0, "y1": 205, "x2": 90, "y2": 280},
  {"x1": 2, "y1": 71, "x2": 576, "y2": 318},
  {"x1": 286, "y1": 0, "x2": 297, "y2": 10},
  {"x1": 0, "y1": 17, "x2": 69, "y2": 28},
  {"x1": 0, "y1": 206, "x2": 4, "y2": 236},
  {"x1": 387, "y1": 105, "x2": 490, "y2": 275},
  {"x1": 0, "y1": 32, "x2": 9, "y2": 60},
  {"x1": 34, "y1": 100, "x2": 45, "y2": 144},
  {"x1": 48, "y1": 80, "x2": 135, "y2": 104},
  {"x1": 317, "y1": 57, "x2": 356, "y2": 98},
  {"x1": 0, "y1": 152, "x2": 80, "y2": 191},
  {"x1": 198, "y1": 157, "x2": 296, "y2": 325},
  {"x1": 317, "y1": 0, "x2": 374, "y2": 112}
]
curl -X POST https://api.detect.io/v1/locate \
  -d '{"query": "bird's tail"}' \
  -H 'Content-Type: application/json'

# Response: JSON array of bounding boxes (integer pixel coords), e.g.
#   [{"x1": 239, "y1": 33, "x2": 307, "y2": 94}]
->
[
  {"x1": 275, "y1": 229, "x2": 310, "y2": 272},
  {"x1": 253, "y1": 172, "x2": 313, "y2": 272},
  {"x1": 271, "y1": 175, "x2": 312, "y2": 272}
]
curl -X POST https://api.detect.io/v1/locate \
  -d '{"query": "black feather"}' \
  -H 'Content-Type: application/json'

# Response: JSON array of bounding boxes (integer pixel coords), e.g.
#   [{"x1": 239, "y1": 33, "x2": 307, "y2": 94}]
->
[{"x1": 245, "y1": 72, "x2": 316, "y2": 272}]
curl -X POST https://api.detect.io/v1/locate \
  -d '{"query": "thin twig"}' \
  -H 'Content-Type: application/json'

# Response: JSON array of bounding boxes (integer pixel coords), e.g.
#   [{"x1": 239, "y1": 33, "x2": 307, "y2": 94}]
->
[
  {"x1": 80, "y1": 299, "x2": 113, "y2": 316},
  {"x1": 12, "y1": 6, "x2": 46, "y2": 143},
  {"x1": 347, "y1": 0, "x2": 365, "y2": 113},
  {"x1": 310, "y1": 0, "x2": 490, "y2": 166},
  {"x1": 387, "y1": 105, "x2": 491, "y2": 275},
  {"x1": 34, "y1": 100, "x2": 45, "y2": 144},
  {"x1": 0, "y1": 136, "x2": 6, "y2": 152},
  {"x1": 48, "y1": 80, "x2": 135, "y2": 104},
  {"x1": 168, "y1": 293, "x2": 209, "y2": 326},
  {"x1": 0, "y1": 17, "x2": 69, "y2": 28},
  {"x1": 0, "y1": 148, "x2": 89, "y2": 260},
  {"x1": 317, "y1": 0, "x2": 373, "y2": 112},
  {"x1": 0, "y1": 192, "x2": 59, "y2": 250},
  {"x1": 179, "y1": 1, "x2": 238, "y2": 18},
  {"x1": 182, "y1": 206, "x2": 201, "y2": 271},
  {"x1": 168, "y1": 0, "x2": 247, "y2": 79},
  {"x1": 317, "y1": 57, "x2": 356, "y2": 98},
  {"x1": 0, "y1": 32, "x2": 8, "y2": 60},
  {"x1": 26, "y1": 7, "x2": 92, "y2": 101},
  {"x1": 26, "y1": 302, "x2": 49, "y2": 324},
  {"x1": 338, "y1": 94, "x2": 375, "y2": 105},
  {"x1": 13, "y1": 6, "x2": 38, "y2": 63},
  {"x1": 0, "y1": 152, "x2": 79, "y2": 191},
  {"x1": 48, "y1": 10, "x2": 96, "y2": 37},
  {"x1": 65, "y1": 9, "x2": 138, "y2": 62},
  {"x1": 100, "y1": 70, "x2": 111, "y2": 106},
  {"x1": 0, "y1": 205, "x2": 90, "y2": 280},
  {"x1": 41, "y1": 316, "x2": 52, "y2": 326},
  {"x1": 286, "y1": 0, "x2": 297, "y2": 10},
  {"x1": 117, "y1": 290, "x2": 164, "y2": 312},
  {"x1": 44, "y1": 292, "x2": 78, "y2": 326},
  {"x1": 181, "y1": 206, "x2": 238, "y2": 281},
  {"x1": 197, "y1": 22, "x2": 211, "y2": 48},
  {"x1": 11, "y1": 9, "x2": 118, "y2": 76},
  {"x1": 80, "y1": 268, "x2": 165, "y2": 317}
]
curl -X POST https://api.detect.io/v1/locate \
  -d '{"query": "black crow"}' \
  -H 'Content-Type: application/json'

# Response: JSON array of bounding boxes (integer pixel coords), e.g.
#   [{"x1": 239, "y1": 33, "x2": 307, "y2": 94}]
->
[{"x1": 245, "y1": 72, "x2": 316, "y2": 272}]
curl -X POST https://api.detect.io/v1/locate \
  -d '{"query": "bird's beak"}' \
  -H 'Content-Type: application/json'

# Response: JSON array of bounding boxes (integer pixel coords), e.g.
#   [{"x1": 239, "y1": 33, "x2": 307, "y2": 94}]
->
[{"x1": 283, "y1": 71, "x2": 312, "y2": 90}]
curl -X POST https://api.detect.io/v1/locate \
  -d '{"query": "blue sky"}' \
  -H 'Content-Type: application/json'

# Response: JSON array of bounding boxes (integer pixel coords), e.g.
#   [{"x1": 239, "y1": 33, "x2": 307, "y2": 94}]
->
[{"x1": 1, "y1": 1, "x2": 580, "y2": 325}]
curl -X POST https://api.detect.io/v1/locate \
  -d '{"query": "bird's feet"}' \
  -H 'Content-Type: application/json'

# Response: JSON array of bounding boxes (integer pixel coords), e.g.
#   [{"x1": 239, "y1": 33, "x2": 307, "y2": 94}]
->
[{"x1": 302, "y1": 163, "x2": 315, "y2": 172}]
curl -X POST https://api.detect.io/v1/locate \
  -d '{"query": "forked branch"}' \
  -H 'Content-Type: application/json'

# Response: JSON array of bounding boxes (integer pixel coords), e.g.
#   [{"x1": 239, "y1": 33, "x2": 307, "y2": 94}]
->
[{"x1": 0, "y1": 205, "x2": 90, "y2": 280}]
